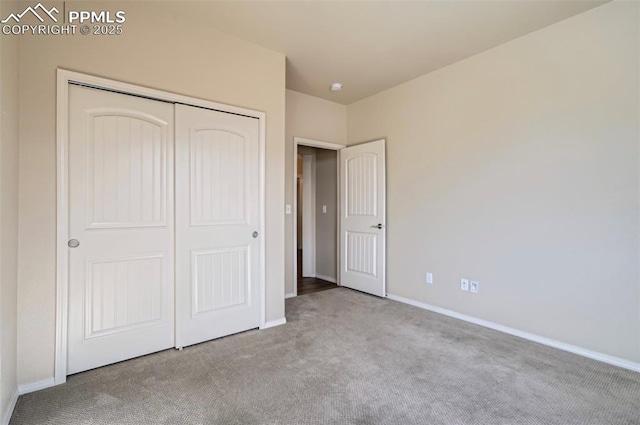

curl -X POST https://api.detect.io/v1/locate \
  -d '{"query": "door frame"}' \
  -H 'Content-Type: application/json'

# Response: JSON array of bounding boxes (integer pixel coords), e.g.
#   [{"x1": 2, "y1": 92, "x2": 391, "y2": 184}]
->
[
  {"x1": 55, "y1": 69, "x2": 267, "y2": 385},
  {"x1": 290, "y1": 137, "x2": 345, "y2": 297}
]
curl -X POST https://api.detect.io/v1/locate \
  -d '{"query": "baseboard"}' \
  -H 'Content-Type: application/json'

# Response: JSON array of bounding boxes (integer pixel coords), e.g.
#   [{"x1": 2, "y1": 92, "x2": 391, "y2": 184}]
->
[
  {"x1": 316, "y1": 274, "x2": 337, "y2": 284},
  {"x1": 1, "y1": 388, "x2": 18, "y2": 425},
  {"x1": 18, "y1": 377, "x2": 56, "y2": 395},
  {"x1": 386, "y1": 293, "x2": 640, "y2": 374},
  {"x1": 285, "y1": 292, "x2": 296, "y2": 299},
  {"x1": 260, "y1": 317, "x2": 287, "y2": 329}
]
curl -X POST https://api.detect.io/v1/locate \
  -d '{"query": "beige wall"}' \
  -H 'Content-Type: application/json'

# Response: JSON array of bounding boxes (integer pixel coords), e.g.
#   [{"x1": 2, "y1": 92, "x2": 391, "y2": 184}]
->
[
  {"x1": 0, "y1": 0, "x2": 20, "y2": 416},
  {"x1": 315, "y1": 149, "x2": 338, "y2": 280},
  {"x1": 285, "y1": 90, "x2": 346, "y2": 294},
  {"x1": 17, "y1": 1, "x2": 285, "y2": 386},
  {"x1": 348, "y1": 1, "x2": 640, "y2": 362}
]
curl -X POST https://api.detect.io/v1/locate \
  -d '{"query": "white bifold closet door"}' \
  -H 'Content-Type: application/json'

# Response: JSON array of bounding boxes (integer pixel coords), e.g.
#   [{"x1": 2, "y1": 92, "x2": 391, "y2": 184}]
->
[
  {"x1": 68, "y1": 85, "x2": 175, "y2": 374},
  {"x1": 67, "y1": 86, "x2": 262, "y2": 374},
  {"x1": 175, "y1": 104, "x2": 261, "y2": 348}
]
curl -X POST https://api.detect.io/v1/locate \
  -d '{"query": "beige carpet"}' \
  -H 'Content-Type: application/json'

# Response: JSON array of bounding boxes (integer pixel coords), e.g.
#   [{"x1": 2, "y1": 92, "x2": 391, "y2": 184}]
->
[{"x1": 11, "y1": 288, "x2": 640, "y2": 424}]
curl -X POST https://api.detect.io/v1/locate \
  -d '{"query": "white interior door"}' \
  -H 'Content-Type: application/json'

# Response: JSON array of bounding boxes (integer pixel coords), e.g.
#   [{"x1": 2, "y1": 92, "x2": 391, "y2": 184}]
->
[
  {"x1": 68, "y1": 85, "x2": 175, "y2": 374},
  {"x1": 175, "y1": 104, "x2": 261, "y2": 348},
  {"x1": 339, "y1": 139, "x2": 386, "y2": 297}
]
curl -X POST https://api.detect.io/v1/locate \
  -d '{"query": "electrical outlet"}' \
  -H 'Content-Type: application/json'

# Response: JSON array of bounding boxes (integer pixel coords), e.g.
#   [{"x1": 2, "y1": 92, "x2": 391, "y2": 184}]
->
[
  {"x1": 322, "y1": 205, "x2": 327, "y2": 214},
  {"x1": 470, "y1": 281, "x2": 479, "y2": 294},
  {"x1": 426, "y1": 272, "x2": 433, "y2": 284},
  {"x1": 460, "y1": 278, "x2": 469, "y2": 291}
]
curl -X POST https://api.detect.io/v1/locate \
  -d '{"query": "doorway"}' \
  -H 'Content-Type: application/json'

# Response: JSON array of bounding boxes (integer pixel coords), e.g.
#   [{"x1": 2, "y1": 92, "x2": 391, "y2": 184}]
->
[
  {"x1": 291, "y1": 137, "x2": 387, "y2": 299},
  {"x1": 292, "y1": 138, "x2": 344, "y2": 296},
  {"x1": 297, "y1": 147, "x2": 338, "y2": 295}
]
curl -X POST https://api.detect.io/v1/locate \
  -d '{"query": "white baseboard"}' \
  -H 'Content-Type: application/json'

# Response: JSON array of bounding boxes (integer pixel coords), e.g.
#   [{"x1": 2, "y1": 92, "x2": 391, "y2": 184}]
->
[
  {"x1": 1, "y1": 388, "x2": 18, "y2": 425},
  {"x1": 18, "y1": 378, "x2": 56, "y2": 395},
  {"x1": 386, "y1": 293, "x2": 640, "y2": 374},
  {"x1": 285, "y1": 292, "x2": 296, "y2": 299},
  {"x1": 316, "y1": 274, "x2": 337, "y2": 284},
  {"x1": 260, "y1": 317, "x2": 287, "y2": 329}
]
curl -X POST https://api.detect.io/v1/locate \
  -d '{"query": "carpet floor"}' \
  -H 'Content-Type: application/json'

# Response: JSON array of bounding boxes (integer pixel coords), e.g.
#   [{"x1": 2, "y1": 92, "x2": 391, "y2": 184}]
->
[{"x1": 11, "y1": 288, "x2": 640, "y2": 424}]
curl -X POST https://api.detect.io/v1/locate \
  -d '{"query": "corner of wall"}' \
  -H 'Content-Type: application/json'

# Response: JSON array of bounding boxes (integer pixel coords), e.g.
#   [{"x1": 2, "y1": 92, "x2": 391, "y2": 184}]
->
[
  {"x1": 345, "y1": 1, "x2": 640, "y2": 364},
  {"x1": 0, "y1": 1, "x2": 21, "y2": 421}
]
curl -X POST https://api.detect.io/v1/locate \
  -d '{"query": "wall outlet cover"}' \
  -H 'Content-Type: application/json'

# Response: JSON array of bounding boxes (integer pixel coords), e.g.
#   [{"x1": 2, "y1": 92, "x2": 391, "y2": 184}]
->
[
  {"x1": 426, "y1": 272, "x2": 433, "y2": 284},
  {"x1": 461, "y1": 278, "x2": 469, "y2": 291}
]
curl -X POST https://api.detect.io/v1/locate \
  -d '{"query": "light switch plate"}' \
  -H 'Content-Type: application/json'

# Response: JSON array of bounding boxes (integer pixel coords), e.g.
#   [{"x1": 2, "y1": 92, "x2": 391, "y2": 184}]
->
[
  {"x1": 285, "y1": 204, "x2": 292, "y2": 214},
  {"x1": 470, "y1": 281, "x2": 479, "y2": 294},
  {"x1": 322, "y1": 205, "x2": 327, "y2": 214}
]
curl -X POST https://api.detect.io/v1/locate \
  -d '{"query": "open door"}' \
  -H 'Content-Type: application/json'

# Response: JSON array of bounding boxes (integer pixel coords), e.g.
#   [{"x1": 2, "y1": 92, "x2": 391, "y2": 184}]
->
[{"x1": 339, "y1": 139, "x2": 386, "y2": 297}]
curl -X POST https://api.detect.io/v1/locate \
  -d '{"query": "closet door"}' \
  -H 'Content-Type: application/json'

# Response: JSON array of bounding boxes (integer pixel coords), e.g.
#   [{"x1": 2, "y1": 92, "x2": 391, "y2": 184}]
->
[
  {"x1": 67, "y1": 85, "x2": 175, "y2": 374},
  {"x1": 175, "y1": 104, "x2": 261, "y2": 348}
]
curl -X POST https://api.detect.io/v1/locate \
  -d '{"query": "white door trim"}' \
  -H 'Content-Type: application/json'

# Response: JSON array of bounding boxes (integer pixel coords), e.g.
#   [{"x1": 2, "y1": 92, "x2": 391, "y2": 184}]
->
[
  {"x1": 291, "y1": 137, "x2": 345, "y2": 297},
  {"x1": 56, "y1": 68, "x2": 267, "y2": 385}
]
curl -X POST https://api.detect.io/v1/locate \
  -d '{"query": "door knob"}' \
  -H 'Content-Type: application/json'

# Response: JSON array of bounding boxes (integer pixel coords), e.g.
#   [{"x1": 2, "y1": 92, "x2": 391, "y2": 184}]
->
[
  {"x1": 252, "y1": 231, "x2": 259, "y2": 238},
  {"x1": 371, "y1": 224, "x2": 384, "y2": 229},
  {"x1": 68, "y1": 239, "x2": 80, "y2": 248}
]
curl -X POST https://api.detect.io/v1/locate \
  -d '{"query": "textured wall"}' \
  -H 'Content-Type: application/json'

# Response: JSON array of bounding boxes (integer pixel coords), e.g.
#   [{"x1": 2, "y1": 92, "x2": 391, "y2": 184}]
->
[
  {"x1": 315, "y1": 149, "x2": 338, "y2": 280},
  {"x1": 0, "y1": 0, "x2": 20, "y2": 417},
  {"x1": 285, "y1": 90, "x2": 346, "y2": 294},
  {"x1": 348, "y1": 2, "x2": 640, "y2": 362},
  {"x1": 17, "y1": 1, "x2": 285, "y2": 385}
]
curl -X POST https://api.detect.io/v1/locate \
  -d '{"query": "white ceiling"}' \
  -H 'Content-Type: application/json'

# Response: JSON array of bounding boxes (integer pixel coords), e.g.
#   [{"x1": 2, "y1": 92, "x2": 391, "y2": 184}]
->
[{"x1": 153, "y1": 1, "x2": 608, "y2": 105}]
